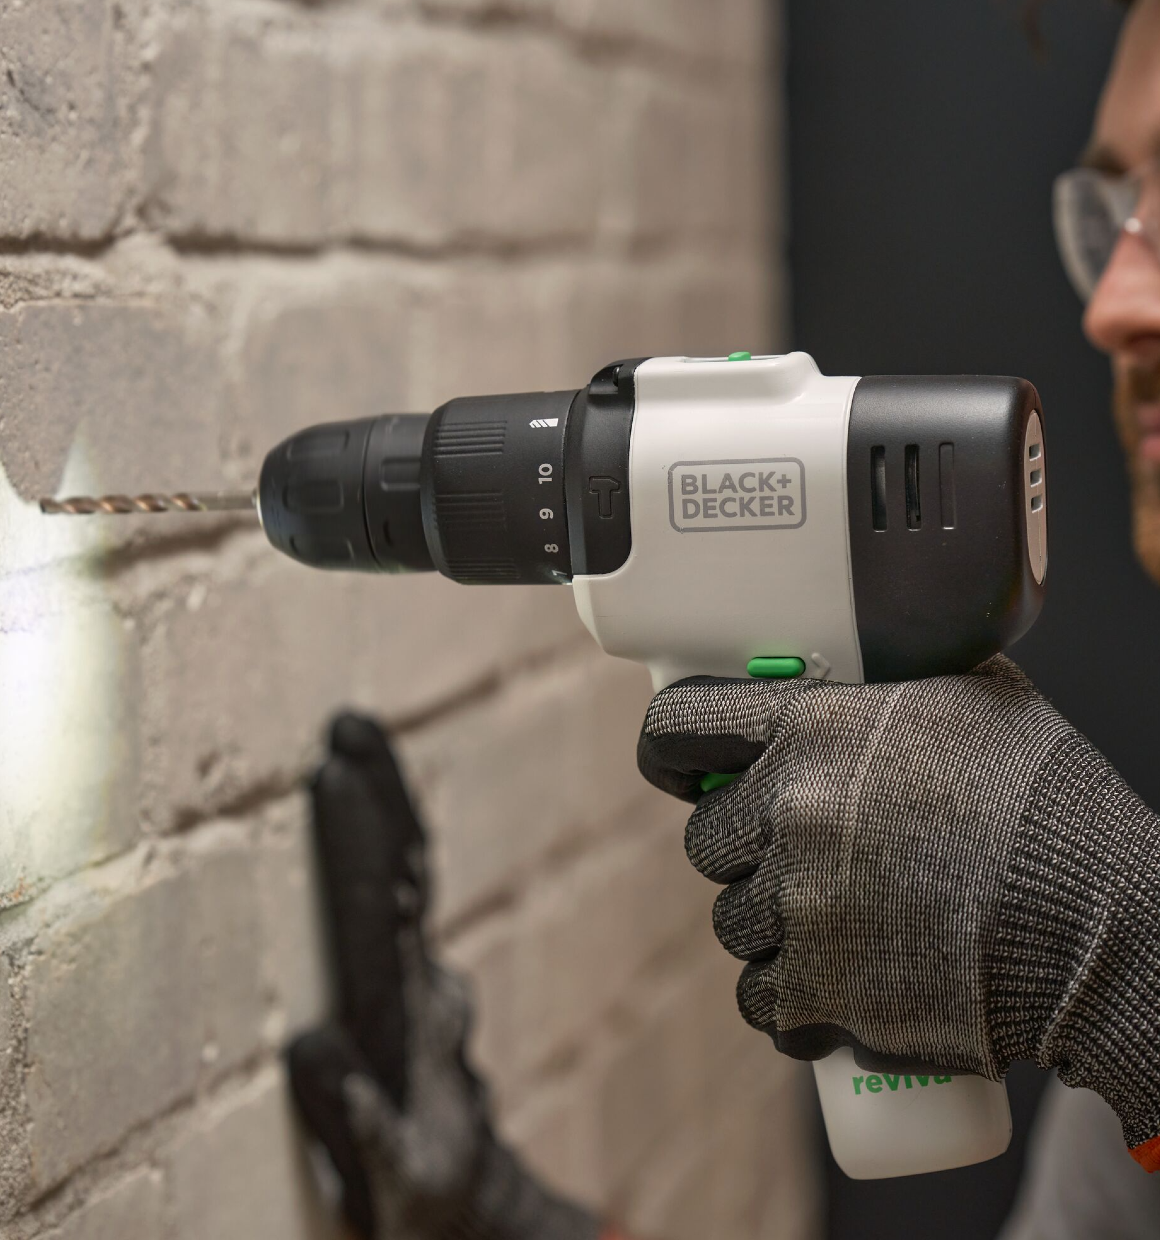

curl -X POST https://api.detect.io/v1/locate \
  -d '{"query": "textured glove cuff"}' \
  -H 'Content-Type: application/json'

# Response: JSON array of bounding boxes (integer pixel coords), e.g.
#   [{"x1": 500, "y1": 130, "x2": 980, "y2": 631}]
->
[{"x1": 990, "y1": 733, "x2": 1160, "y2": 1155}]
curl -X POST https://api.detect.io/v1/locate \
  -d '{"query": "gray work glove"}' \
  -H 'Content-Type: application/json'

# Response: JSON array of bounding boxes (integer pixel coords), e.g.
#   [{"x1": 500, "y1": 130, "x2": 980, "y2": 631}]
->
[
  {"x1": 636, "y1": 657, "x2": 1160, "y2": 1170},
  {"x1": 288, "y1": 714, "x2": 602, "y2": 1240}
]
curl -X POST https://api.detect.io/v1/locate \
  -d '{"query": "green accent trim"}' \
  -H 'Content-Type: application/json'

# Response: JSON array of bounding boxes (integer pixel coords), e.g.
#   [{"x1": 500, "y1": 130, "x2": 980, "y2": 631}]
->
[
  {"x1": 746, "y1": 656, "x2": 806, "y2": 679},
  {"x1": 700, "y1": 771, "x2": 740, "y2": 794},
  {"x1": 727, "y1": 350, "x2": 753, "y2": 361}
]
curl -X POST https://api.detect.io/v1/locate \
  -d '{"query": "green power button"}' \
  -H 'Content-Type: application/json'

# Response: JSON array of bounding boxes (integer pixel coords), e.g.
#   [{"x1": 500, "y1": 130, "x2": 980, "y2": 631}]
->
[
  {"x1": 727, "y1": 351, "x2": 753, "y2": 362},
  {"x1": 746, "y1": 656, "x2": 806, "y2": 679}
]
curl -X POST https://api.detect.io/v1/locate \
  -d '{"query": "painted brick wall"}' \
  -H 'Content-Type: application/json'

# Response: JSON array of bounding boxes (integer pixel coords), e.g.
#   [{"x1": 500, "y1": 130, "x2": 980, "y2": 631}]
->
[{"x1": 0, "y1": 2, "x2": 819, "y2": 1237}]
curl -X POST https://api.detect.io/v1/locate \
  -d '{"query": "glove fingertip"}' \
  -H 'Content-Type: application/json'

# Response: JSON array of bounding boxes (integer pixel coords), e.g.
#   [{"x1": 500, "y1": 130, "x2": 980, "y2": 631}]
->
[
  {"x1": 286, "y1": 1027, "x2": 379, "y2": 1238},
  {"x1": 329, "y1": 711, "x2": 390, "y2": 762},
  {"x1": 637, "y1": 730, "x2": 767, "y2": 802},
  {"x1": 343, "y1": 1072, "x2": 385, "y2": 1135}
]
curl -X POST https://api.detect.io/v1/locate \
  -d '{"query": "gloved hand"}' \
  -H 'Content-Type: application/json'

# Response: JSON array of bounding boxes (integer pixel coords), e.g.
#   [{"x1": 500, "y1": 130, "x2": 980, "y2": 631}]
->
[
  {"x1": 287, "y1": 714, "x2": 603, "y2": 1240},
  {"x1": 637, "y1": 657, "x2": 1160, "y2": 1170}
]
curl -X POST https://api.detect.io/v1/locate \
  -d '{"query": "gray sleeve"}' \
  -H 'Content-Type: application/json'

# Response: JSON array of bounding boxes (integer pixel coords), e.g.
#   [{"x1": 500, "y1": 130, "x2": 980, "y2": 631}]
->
[{"x1": 1000, "y1": 1079, "x2": 1160, "y2": 1240}]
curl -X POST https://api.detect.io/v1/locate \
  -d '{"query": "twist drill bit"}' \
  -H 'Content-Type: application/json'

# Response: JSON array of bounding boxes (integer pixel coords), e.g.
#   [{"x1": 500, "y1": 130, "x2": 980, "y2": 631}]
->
[{"x1": 40, "y1": 490, "x2": 258, "y2": 517}]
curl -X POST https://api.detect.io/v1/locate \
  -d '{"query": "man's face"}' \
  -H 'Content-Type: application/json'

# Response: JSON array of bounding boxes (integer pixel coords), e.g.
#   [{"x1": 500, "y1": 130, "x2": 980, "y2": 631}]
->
[{"x1": 1085, "y1": 0, "x2": 1160, "y2": 581}]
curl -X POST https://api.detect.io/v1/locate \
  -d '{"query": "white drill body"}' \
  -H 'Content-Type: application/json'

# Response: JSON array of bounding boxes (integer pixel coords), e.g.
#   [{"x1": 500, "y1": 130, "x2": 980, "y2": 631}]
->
[{"x1": 573, "y1": 353, "x2": 864, "y2": 690}]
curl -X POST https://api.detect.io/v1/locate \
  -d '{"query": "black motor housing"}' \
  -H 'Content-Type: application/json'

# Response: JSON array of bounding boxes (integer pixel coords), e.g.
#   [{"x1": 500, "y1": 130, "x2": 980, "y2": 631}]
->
[{"x1": 846, "y1": 375, "x2": 1046, "y2": 682}]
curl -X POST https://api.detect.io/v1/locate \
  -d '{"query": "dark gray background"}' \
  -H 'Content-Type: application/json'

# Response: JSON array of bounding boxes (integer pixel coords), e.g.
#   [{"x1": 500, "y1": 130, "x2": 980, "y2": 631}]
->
[{"x1": 784, "y1": 0, "x2": 1141, "y2": 1236}]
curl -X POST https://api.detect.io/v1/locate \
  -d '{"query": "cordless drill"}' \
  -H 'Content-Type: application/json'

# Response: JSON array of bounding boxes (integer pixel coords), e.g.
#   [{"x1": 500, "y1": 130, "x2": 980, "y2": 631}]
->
[{"x1": 45, "y1": 351, "x2": 1048, "y2": 1178}]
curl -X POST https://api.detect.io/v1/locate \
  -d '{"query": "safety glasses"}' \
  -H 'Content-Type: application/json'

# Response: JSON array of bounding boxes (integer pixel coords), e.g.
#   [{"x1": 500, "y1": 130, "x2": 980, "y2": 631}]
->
[{"x1": 1054, "y1": 157, "x2": 1160, "y2": 302}]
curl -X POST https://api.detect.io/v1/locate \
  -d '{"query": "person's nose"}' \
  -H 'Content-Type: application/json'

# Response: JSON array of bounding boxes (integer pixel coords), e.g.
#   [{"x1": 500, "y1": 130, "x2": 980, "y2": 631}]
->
[{"x1": 1084, "y1": 227, "x2": 1160, "y2": 359}]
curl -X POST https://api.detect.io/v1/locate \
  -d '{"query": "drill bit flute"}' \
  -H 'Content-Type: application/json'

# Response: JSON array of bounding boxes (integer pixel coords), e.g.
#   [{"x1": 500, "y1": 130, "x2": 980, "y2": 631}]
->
[{"x1": 40, "y1": 491, "x2": 258, "y2": 516}]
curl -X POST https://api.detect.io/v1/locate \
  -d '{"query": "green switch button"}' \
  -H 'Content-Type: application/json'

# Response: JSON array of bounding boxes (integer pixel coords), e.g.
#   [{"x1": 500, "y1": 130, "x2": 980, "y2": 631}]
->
[
  {"x1": 747, "y1": 656, "x2": 806, "y2": 679},
  {"x1": 727, "y1": 351, "x2": 752, "y2": 362}
]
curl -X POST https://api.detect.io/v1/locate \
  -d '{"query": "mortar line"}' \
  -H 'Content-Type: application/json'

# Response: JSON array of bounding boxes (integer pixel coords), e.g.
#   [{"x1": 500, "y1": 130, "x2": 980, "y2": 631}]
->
[
  {"x1": 212, "y1": 0, "x2": 755, "y2": 81},
  {"x1": 487, "y1": 912, "x2": 711, "y2": 1116},
  {"x1": 413, "y1": 2, "x2": 750, "y2": 79},
  {"x1": 5, "y1": 1051, "x2": 286, "y2": 1236},
  {"x1": 162, "y1": 631, "x2": 597, "y2": 837},
  {"x1": 433, "y1": 783, "x2": 665, "y2": 945},
  {"x1": 0, "y1": 221, "x2": 738, "y2": 270}
]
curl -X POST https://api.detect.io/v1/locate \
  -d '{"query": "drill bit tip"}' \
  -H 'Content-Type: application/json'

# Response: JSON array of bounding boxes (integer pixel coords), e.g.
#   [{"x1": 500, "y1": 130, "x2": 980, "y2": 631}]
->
[{"x1": 39, "y1": 490, "x2": 258, "y2": 517}]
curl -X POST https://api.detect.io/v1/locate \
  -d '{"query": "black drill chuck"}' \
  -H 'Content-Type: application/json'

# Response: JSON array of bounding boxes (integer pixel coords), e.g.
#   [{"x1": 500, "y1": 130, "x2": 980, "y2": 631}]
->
[
  {"x1": 258, "y1": 413, "x2": 433, "y2": 574},
  {"x1": 257, "y1": 360, "x2": 641, "y2": 584}
]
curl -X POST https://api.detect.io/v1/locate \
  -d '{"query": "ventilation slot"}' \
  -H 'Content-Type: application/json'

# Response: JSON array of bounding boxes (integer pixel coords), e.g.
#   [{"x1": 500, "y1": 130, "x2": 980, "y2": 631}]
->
[
  {"x1": 905, "y1": 444, "x2": 921, "y2": 530},
  {"x1": 871, "y1": 446, "x2": 887, "y2": 531},
  {"x1": 939, "y1": 442, "x2": 956, "y2": 529}
]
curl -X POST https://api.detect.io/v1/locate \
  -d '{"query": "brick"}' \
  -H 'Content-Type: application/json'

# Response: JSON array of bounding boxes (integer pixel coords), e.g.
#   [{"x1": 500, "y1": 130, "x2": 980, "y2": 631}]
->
[
  {"x1": 718, "y1": 78, "x2": 776, "y2": 256},
  {"x1": 188, "y1": 839, "x2": 267, "y2": 1076},
  {"x1": 514, "y1": 797, "x2": 698, "y2": 1062},
  {"x1": 623, "y1": 1067, "x2": 818, "y2": 1240},
  {"x1": 23, "y1": 848, "x2": 266, "y2": 1189},
  {"x1": 147, "y1": 19, "x2": 603, "y2": 249},
  {"x1": 0, "y1": 956, "x2": 31, "y2": 1222},
  {"x1": 0, "y1": 580, "x2": 141, "y2": 909},
  {"x1": 145, "y1": 12, "x2": 335, "y2": 244},
  {"x1": 621, "y1": 77, "x2": 696, "y2": 246},
  {"x1": 561, "y1": 256, "x2": 774, "y2": 380},
  {"x1": 342, "y1": 32, "x2": 492, "y2": 245},
  {"x1": 226, "y1": 263, "x2": 417, "y2": 479},
  {"x1": 412, "y1": 262, "x2": 580, "y2": 406},
  {"x1": 742, "y1": 1071, "x2": 823, "y2": 1240},
  {"x1": 445, "y1": 792, "x2": 697, "y2": 1095},
  {"x1": 558, "y1": 0, "x2": 767, "y2": 67},
  {"x1": 24, "y1": 876, "x2": 203, "y2": 1189},
  {"x1": 140, "y1": 10, "x2": 216, "y2": 237},
  {"x1": 503, "y1": 1072, "x2": 604, "y2": 1212},
  {"x1": 611, "y1": 70, "x2": 768, "y2": 253},
  {"x1": 592, "y1": 942, "x2": 767, "y2": 1195},
  {"x1": 165, "y1": 1070, "x2": 334, "y2": 1240},
  {"x1": 669, "y1": 256, "x2": 775, "y2": 357},
  {"x1": 256, "y1": 797, "x2": 331, "y2": 1040},
  {"x1": 469, "y1": 38, "x2": 604, "y2": 241},
  {"x1": 142, "y1": 552, "x2": 586, "y2": 827},
  {"x1": 561, "y1": 259, "x2": 691, "y2": 379},
  {"x1": 0, "y1": 1, "x2": 135, "y2": 239},
  {"x1": 44, "y1": 1170, "x2": 164, "y2": 1240},
  {"x1": 400, "y1": 647, "x2": 657, "y2": 926},
  {"x1": 0, "y1": 299, "x2": 224, "y2": 514}
]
